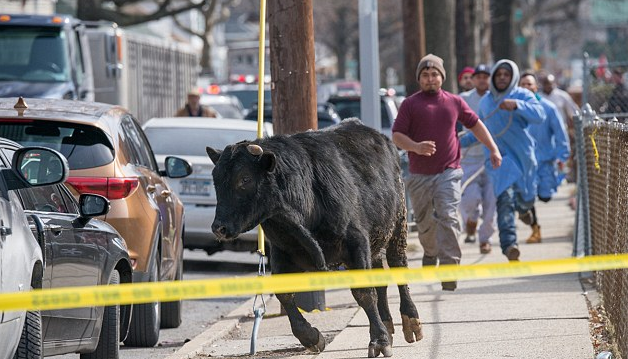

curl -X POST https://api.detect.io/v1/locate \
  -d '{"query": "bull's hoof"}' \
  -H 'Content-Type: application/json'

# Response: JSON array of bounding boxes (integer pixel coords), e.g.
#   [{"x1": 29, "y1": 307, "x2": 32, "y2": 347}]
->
[
  {"x1": 368, "y1": 343, "x2": 393, "y2": 358},
  {"x1": 305, "y1": 330, "x2": 326, "y2": 353},
  {"x1": 383, "y1": 320, "x2": 395, "y2": 346},
  {"x1": 401, "y1": 314, "x2": 423, "y2": 343}
]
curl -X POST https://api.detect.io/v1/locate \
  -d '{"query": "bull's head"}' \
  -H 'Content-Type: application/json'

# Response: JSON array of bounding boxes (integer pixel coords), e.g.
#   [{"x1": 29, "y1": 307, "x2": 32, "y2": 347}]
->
[{"x1": 206, "y1": 143, "x2": 276, "y2": 240}]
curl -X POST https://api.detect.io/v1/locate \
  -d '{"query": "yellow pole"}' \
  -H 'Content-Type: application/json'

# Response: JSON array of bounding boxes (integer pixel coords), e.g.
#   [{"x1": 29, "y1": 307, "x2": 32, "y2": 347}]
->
[{"x1": 256, "y1": 0, "x2": 267, "y2": 256}]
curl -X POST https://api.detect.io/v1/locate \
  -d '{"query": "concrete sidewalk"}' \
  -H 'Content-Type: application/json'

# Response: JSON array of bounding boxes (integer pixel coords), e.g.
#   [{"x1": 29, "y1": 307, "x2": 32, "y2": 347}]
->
[{"x1": 170, "y1": 184, "x2": 596, "y2": 359}]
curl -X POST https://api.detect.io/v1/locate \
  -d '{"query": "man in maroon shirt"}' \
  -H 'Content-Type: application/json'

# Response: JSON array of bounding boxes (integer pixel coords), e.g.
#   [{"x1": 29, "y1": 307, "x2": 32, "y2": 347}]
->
[{"x1": 392, "y1": 54, "x2": 501, "y2": 291}]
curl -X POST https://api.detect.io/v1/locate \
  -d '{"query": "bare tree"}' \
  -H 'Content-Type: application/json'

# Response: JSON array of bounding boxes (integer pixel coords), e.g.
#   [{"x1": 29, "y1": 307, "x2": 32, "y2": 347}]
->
[
  {"x1": 402, "y1": 0, "x2": 425, "y2": 96},
  {"x1": 490, "y1": 0, "x2": 514, "y2": 62},
  {"x1": 76, "y1": 0, "x2": 206, "y2": 26},
  {"x1": 456, "y1": 0, "x2": 491, "y2": 71},
  {"x1": 424, "y1": 0, "x2": 456, "y2": 92},
  {"x1": 173, "y1": 0, "x2": 240, "y2": 75},
  {"x1": 313, "y1": 1, "x2": 358, "y2": 79},
  {"x1": 268, "y1": 0, "x2": 317, "y2": 134}
]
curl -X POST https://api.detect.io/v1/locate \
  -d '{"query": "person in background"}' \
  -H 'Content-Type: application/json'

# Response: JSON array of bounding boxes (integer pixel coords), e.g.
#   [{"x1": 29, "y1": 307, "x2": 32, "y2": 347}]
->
[
  {"x1": 519, "y1": 72, "x2": 570, "y2": 244},
  {"x1": 459, "y1": 64, "x2": 496, "y2": 254},
  {"x1": 604, "y1": 67, "x2": 628, "y2": 114},
  {"x1": 537, "y1": 71, "x2": 578, "y2": 182},
  {"x1": 175, "y1": 88, "x2": 217, "y2": 117},
  {"x1": 460, "y1": 59, "x2": 545, "y2": 262},
  {"x1": 458, "y1": 66, "x2": 475, "y2": 93},
  {"x1": 393, "y1": 54, "x2": 501, "y2": 291}
]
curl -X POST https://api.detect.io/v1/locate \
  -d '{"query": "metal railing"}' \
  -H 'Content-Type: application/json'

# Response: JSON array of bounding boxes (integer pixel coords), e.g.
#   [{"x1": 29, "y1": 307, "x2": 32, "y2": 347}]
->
[{"x1": 577, "y1": 53, "x2": 628, "y2": 357}]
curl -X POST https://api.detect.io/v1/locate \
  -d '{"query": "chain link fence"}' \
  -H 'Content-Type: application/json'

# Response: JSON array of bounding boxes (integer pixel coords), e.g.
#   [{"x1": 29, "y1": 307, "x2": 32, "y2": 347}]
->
[{"x1": 577, "y1": 55, "x2": 628, "y2": 357}]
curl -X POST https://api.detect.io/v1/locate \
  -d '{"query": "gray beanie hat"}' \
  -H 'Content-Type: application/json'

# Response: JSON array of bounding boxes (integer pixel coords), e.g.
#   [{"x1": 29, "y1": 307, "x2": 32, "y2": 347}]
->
[{"x1": 415, "y1": 54, "x2": 446, "y2": 82}]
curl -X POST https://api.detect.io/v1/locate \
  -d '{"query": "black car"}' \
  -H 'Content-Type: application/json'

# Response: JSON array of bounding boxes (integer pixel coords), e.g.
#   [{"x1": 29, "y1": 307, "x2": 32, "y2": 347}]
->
[
  {"x1": 244, "y1": 102, "x2": 341, "y2": 129},
  {"x1": 326, "y1": 94, "x2": 398, "y2": 137},
  {"x1": 0, "y1": 138, "x2": 133, "y2": 359}
]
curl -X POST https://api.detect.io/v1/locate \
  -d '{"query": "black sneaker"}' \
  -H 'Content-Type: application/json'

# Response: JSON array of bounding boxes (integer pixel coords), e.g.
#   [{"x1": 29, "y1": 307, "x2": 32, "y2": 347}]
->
[
  {"x1": 422, "y1": 255, "x2": 437, "y2": 267},
  {"x1": 506, "y1": 245, "x2": 520, "y2": 261},
  {"x1": 464, "y1": 234, "x2": 477, "y2": 243},
  {"x1": 442, "y1": 281, "x2": 457, "y2": 291}
]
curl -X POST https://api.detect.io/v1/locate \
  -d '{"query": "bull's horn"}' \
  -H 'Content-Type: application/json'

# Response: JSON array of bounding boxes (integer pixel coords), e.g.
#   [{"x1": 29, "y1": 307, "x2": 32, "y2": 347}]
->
[{"x1": 247, "y1": 144, "x2": 263, "y2": 156}]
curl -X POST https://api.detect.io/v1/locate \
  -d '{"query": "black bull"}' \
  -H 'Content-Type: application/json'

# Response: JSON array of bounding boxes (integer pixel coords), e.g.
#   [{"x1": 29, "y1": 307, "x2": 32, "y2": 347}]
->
[{"x1": 206, "y1": 119, "x2": 422, "y2": 358}]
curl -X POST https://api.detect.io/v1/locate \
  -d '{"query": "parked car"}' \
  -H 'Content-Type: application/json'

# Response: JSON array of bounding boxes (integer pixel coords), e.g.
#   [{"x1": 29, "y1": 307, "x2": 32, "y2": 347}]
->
[
  {"x1": 142, "y1": 117, "x2": 272, "y2": 256},
  {"x1": 243, "y1": 102, "x2": 341, "y2": 129},
  {"x1": 220, "y1": 83, "x2": 271, "y2": 116},
  {"x1": 1, "y1": 144, "x2": 62, "y2": 359},
  {"x1": 0, "y1": 97, "x2": 192, "y2": 347},
  {"x1": 200, "y1": 94, "x2": 245, "y2": 119},
  {"x1": 327, "y1": 94, "x2": 398, "y2": 137},
  {"x1": 0, "y1": 138, "x2": 133, "y2": 358}
]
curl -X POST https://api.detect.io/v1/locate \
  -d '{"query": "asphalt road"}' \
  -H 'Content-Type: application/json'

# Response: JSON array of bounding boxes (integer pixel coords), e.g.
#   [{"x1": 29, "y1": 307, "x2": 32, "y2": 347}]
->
[{"x1": 53, "y1": 249, "x2": 262, "y2": 359}]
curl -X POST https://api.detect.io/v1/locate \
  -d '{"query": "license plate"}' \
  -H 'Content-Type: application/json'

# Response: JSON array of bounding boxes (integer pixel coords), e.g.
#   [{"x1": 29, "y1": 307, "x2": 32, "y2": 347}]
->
[{"x1": 180, "y1": 179, "x2": 214, "y2": 197}]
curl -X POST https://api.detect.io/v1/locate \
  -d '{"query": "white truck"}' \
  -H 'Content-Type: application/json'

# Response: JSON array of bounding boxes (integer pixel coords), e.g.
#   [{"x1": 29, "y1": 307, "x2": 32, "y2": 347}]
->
[{"x1": 0, "y1": 14, "x2": 198, "y2": 123}]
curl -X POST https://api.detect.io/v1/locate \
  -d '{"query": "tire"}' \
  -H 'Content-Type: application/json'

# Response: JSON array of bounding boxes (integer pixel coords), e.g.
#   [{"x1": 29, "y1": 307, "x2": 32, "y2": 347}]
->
[
  {"x1": 160, "y1": 252, "x2": 183, "y2": 329},
  {"x1": 81, "y1": 270, "x2": 120, "y2": 359},
  {"x1": 123, "y1": 260, "x2": 160, "y2": 347},
  {"x1": 13, "y1": 310, "x2": 42, "y2": 359}
]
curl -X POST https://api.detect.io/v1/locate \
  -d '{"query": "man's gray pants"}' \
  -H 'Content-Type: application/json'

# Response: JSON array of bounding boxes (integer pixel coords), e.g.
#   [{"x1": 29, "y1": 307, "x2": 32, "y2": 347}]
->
[{"x1": 406, "y1": 168, "x2": 462, "y2": 266}]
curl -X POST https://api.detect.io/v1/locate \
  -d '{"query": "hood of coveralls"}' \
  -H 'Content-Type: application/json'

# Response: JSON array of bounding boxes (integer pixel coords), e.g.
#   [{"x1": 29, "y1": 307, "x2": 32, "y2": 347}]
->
[{"x1": 489, "y1": 59, "x2": 520, "y2": 102}]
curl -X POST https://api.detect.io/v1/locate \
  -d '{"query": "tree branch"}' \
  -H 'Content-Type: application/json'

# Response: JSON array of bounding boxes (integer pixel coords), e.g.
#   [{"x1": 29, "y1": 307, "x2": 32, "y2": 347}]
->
[{"x1": 88, "y1": 0, "x2": 208, "y2": 27}]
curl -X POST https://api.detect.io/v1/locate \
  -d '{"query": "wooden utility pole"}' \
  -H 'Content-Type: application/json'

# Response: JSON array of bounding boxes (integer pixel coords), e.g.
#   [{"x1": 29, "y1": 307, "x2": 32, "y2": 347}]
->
[
  {"x1": 402, "y1": 0, "x2": 425, "y2": 96},
  {"x1": 268, "y1": 0, "x2": 317, "y2": 134},
  {"x1": 267, "y1": 0, "x2": 324, "y2": 311}
]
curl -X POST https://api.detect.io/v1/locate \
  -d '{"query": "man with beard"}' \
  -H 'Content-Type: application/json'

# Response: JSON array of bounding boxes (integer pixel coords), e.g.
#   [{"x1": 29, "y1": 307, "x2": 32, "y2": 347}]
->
[
  {"x1": 392, "y1": 54, "x2": 501, "y2": 291},
  {"x1": 460, "y1": 60, "x2": 545, "y2": 261}
]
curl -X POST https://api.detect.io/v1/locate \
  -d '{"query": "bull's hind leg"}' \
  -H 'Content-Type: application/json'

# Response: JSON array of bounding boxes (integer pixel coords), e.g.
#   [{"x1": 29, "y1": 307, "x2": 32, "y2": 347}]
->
[
  {"x1": 346, "y1": 226, "x2": 392, "y2": 358},
  {"x1": 271, "y1": 246, "x2": 325, "y2": 352},
  {"x1": 386, "y1": 215, "x2": 423, "y2": 343},
  {"x1": 372, "y1": 256, "x2": 394, "y2": 346}
]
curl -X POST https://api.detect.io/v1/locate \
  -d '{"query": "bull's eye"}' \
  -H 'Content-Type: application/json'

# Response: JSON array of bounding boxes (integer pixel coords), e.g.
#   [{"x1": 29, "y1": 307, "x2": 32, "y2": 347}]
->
[{"x1": 238, "y1": 176, "x2": 251, "y2": 188}]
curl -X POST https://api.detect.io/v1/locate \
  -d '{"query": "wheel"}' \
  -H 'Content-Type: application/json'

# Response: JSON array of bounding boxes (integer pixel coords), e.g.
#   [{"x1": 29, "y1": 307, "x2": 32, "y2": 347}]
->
[
  {"x1": 160, "y1": 251, "x2": 183, "y2": 329},
  {"x1": 81, "y1": 270, "x2": 120, "y2": 359},
  {"x1": 123, "y1": 260, "x2": 160, "y2": 347},
  {"x1": 13, "y1": 310, "x2": 42, "y2": 359}
]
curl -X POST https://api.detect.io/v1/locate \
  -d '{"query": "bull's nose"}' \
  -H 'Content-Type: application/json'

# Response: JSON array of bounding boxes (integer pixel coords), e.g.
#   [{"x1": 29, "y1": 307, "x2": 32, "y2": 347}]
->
[{"x1": 212, "y1": 222, "x2": 227, "y2": 238}]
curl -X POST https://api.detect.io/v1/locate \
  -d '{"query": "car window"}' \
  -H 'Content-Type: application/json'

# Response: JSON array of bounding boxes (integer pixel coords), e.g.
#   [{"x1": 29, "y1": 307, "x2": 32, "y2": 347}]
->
[
  {"x1": 145, "y1": 127, "x2": 258, "y2": 156},
  {"x1": 18, "y1": 185, "x2": 70, "y2": 213},
  {"x1": 58, "y1": 184, "x2": 79, "y2": 214},
  {"x1": 0, "y1": 120, "x2": 114, "y2": 170},
  {"x1": 120, "y1": 116, "x2": 157, "y2": 170}
]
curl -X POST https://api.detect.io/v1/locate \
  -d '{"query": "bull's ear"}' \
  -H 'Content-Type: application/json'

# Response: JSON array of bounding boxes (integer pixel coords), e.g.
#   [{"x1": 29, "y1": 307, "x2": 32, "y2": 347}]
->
[
  {"x1": 260, "y1": 152, "x2": 276, "y2": 173},
  {"x1": 206, "y1": 146, "x2": 222, "y2": 164}
]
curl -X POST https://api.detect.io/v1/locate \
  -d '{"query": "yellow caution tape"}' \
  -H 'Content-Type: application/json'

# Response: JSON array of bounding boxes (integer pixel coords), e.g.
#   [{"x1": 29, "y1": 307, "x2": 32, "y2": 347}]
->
[
  {"x1": 590, "y1": 127, "x2": 601, "y2": 173},
  {"x1": 1, "y1": 253, "x2": 627, "y2": 312}
]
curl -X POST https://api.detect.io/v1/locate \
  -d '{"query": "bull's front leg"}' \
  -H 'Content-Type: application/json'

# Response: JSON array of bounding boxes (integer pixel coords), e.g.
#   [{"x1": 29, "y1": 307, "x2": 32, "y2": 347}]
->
[
  {"x1": 276, "y1": 293, "x2": 326, "y2": 352},
  {"x1": 293, "y1": 223, "x2": 328, "y2": 271},
  {"x1": 270, "y1": 245, "x2": 325, "y2": 352}
]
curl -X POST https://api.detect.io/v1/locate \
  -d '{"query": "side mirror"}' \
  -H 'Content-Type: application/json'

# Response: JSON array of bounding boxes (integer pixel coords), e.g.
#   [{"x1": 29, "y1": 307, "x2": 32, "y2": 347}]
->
[
  {"x1": 79, "y1": 194, "x2": 110, "y2": 219},
  {"x1": 164, "y1": 156, "x2": 192, "y2": 178},
  {"x1": 2, "y1": 147, "x2": 68, "y2": 192}
]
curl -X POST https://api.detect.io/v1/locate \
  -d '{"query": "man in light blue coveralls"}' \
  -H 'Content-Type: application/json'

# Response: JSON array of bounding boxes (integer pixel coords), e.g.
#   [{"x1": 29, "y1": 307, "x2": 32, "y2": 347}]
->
[
  {"x1": 460, "y1": 60, "x2": 545, "y2": 261},
  {"x1": 519, "y1": 72, "x2": 570, "y2": 244}
]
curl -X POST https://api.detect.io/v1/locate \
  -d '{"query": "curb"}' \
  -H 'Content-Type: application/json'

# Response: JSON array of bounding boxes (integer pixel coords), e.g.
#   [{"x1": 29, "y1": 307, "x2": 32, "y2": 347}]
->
[{"x1": 165, "y1": 295, "x2": 277, "y2": 359}]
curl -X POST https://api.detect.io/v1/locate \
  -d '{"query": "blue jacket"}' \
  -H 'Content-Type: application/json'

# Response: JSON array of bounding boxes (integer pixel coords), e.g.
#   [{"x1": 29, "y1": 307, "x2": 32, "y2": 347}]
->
[
  {"x1": 460, "y1": 59, "x2": 545, "y2": 201},
  {"x1": 529, "y1": 96, "x2": 570, "y2": 163}
]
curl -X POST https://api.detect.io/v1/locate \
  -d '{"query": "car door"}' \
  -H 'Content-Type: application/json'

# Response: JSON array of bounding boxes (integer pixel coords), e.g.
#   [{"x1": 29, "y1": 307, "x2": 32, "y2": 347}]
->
[
  {"x1": 18, "y1": 184, "x2": 101, "y2": 343},
  {"x1": 0, "y1": 146, "x2": 41, "y2": 326},
  {"x1": 121, "y1": 116, "x2": 176, "y2": 276}
]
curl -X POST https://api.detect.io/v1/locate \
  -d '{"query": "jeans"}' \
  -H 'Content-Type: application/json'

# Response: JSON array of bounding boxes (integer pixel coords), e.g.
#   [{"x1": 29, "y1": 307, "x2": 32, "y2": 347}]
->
[
  {"x1": 496, "y1": 186, "x2": 534, "y2": 254},
  {"x1": 406, "y1": 168, "x2": 463, "y2": 265}
]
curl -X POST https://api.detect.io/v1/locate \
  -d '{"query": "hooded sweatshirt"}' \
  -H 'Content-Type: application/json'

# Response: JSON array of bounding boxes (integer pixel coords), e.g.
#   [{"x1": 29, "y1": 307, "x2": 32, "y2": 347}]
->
[{"x1": 460, "y1": 59, "x2": 545, "y2": 200}]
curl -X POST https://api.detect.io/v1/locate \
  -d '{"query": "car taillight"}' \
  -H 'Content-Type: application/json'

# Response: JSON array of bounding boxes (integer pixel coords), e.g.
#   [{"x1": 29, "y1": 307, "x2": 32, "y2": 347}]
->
[{"x1": 66, "y1": 177, "x2": 139, "y2": 200}]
